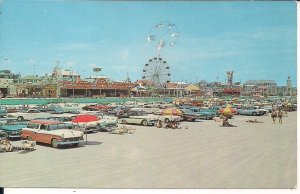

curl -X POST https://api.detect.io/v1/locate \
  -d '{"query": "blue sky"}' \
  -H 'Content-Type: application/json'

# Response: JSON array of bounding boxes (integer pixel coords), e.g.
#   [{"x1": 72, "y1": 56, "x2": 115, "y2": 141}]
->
[{"x1": 0, "y1": 0, "x2": 297, "y2": 86}]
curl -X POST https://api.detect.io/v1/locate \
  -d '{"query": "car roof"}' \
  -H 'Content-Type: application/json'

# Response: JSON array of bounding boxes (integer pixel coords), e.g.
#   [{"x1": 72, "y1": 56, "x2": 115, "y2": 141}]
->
[{"x1": 29, "y1": 120, "x2": 64, "y2": 125}]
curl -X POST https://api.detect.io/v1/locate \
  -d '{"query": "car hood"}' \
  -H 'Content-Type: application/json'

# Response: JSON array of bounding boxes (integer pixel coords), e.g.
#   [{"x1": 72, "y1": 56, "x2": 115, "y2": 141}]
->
[
  {"x1": 51, "y1": 129, "x2": 84, "y2": 138},
  {"x1": 0, "y1": 124, "x2": 27, "y2": 131}
]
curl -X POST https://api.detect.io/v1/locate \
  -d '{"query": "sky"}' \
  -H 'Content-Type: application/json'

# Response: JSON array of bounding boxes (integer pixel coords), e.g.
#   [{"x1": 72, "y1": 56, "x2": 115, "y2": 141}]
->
[{"x1": 0, "y1": 0, "x2": 297, "y2": 86}]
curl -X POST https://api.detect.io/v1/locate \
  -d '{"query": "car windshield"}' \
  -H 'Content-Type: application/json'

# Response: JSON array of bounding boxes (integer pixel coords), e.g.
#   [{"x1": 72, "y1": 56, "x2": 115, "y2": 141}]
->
[
  {"x1": 138, "y1": 111, "x2": 147, "y2": 116},
  {"x1": 183, "y1": 109, "x2": 193, "y2": 113},
  {"x1": 6, "y1": 119, "x2": 18, "y2": 125},
  {"x1": 47, "y1": 124, "x2": 67, "y2": 131}
]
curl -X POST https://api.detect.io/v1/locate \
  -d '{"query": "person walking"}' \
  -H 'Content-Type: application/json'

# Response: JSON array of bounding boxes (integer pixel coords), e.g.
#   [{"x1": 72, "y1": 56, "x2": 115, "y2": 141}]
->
[
  {"x1": 271, "y1": 109, "x2": 277, "y2": 124},
  {"x1": 278, "y1": 109, "x2": 283, "y2": 124}
]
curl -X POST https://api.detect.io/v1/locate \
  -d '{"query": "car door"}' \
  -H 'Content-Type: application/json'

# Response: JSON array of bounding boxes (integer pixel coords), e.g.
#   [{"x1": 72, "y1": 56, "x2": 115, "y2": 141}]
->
[{"x1": 35, "y1": 124, "x2": 54, "y2": 144}]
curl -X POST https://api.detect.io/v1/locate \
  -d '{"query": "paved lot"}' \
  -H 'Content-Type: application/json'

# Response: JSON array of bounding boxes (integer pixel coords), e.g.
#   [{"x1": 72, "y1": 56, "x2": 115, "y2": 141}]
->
[{"x1": 0, "y1": 112, "x2": 296, "y2": 189}]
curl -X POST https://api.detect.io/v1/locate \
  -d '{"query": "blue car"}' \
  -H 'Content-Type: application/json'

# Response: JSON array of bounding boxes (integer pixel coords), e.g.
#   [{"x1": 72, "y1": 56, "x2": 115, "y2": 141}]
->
[
  {"x1": 237, "y1": 108, "x2": 265, "y2": 116},
  {"x1": 0, "y1": 107, "x2": 7, "y2": 118},
  {"x1": 187, "y1": 107, "x2": 216, "y2": 120},
  {"x1": 0, "y1": 118, "x2": 28, "y2": 139}
]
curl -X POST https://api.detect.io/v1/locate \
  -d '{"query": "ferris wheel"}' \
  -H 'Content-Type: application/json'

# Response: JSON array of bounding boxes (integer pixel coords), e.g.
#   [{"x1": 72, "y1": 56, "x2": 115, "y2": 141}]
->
[
  {"x1": 142, "y1": 57, "x2": 171, "y2": 88},
  {"x1": 147, "y1": 21, "x2": 180, "y2": 53}
]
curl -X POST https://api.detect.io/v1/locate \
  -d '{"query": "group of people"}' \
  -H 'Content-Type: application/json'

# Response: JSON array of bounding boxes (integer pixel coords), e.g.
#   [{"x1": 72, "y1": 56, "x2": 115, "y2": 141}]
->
[
  {"x1": 155, "y1": 120, "x2": 181, "y2": 129},
  {"x1": 271, "y1": 109, "x2": 284, "y2": 124},
  {"x1": 0, "y1": 139, "x2": 14, "y2": 152}
]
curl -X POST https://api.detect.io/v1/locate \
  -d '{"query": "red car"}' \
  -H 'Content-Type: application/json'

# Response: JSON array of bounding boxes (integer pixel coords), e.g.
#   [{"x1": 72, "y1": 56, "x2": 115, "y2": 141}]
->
[
  {"x1": 21, "y1": 120, "x2": 84, "y2": 148},
  {"x1": 82, "y1": 104, "x2": 110, "y2": 111}
]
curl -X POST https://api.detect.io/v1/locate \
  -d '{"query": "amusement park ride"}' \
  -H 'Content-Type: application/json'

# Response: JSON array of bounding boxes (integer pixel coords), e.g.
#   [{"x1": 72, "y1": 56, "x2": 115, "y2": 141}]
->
[{"x1": 142, "y1": 21, "x2": 180, "y2": 90}]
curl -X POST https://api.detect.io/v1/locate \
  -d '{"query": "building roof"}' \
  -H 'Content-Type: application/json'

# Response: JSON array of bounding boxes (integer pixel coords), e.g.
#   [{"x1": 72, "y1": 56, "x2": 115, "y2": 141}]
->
[
  {"x1": 21, "y1": 75, "x2": 42, "y2": 80},
  {"x1": 244, "y1": 80, "x2": 277, "y2": 85},
  {"x1": 60, "y1": 69, "x2": 79, "y2": 76},
  {"x1": 185, "y1": 84, "x2": 200, "y2": 91}
]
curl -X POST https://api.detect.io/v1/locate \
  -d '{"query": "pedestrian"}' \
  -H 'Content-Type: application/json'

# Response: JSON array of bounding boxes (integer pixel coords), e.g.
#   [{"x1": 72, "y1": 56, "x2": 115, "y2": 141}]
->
[
  {"x1": 278, "y1": 109, "x2": 283, "y2": 124},
  {"x1": 222, "y1": 115, "x2": 229, "y2": 127},
  {"x1": 271, "y1": 109, "x2": 277, "y2": 124}
]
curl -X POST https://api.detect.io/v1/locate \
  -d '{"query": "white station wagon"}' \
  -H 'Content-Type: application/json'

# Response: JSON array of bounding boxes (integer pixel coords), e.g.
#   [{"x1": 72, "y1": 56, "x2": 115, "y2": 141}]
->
[
  {"x1": 21, "y1": 120, "x2": 84, "y2": 148},
  {"x1": 7, "y1": 109, "x2": 54, "y2": 121}
]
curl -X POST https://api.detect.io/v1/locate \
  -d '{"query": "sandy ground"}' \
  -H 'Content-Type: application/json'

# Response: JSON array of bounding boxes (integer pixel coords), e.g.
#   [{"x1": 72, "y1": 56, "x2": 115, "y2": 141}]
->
[{"x1": 0, "y1": 112, "x2": 296, "y2": 189}]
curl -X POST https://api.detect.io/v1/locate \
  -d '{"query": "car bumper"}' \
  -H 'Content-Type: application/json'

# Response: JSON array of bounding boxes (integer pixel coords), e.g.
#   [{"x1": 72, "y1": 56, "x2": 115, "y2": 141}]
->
[
  {"x1": 58, "y1": 138, "x2": 84, "y2": 145},
  {"x1": 148, "y1": 120, "x2": 158, "y2": 125},
  {"x1": 8, "y1": 134, "x2": 21, "y2": 138}
]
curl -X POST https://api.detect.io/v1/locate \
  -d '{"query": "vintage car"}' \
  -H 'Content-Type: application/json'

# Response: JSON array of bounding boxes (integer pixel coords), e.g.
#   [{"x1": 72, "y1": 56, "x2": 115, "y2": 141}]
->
[
  {"x1": 6, "y1": 109, "x2": 54, "y2": 121},
  {"x1": 36, "y1": 115, "x2": 76, "y2": 129},
  {"x1": 21, "y1": 120, "x2": 84, "y2": 148},
  {"x1": 119, "y1": 111, "x2": 158, "y2": 126},
  {"x1": 131, "y1": 107, "x2": 160, "y2": 114},
  {"x1": 82, "y1": 104, "x2": 110, "y2": 111},
  {"x1": 107, "y1": 106, "x2": 130, "y2": 116},
  {"x1": 47, "y1": 104, "x2": 64, "y2": 114},
  {"x1": 97, "y1": 116, "x2": 118, "y2": 132},
  {"x1": 237, "y1": 108, "x2": 265, "y2": 116},
  {"x1": 33, "y1": 105, "x2": 50, "y2": 112},
  {"x1": 180, "y1": 109, "x2": 201, "y2": 121},
  {"x1": 0, "y1": 118, "x2": 27, "y2": 139},
  {"x1": 0, "y1": 107, "x2": 7, "y2": 118},
  {"x1": 0, "y1": 129, "x2": 7, "y2": 141},
  {"x1": 253, "y1": 106, "x2": 268, "y2": 115},
  {"x1": 187, "y1": 107, "x2": 216, "y2": 120},
  {"x1": 61, "y1": 103, "x2": 81, "y2": 113}
]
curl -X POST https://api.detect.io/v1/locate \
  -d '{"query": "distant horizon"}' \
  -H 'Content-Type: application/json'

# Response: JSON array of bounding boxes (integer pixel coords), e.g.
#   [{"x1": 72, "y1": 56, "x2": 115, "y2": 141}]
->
[{"x1": 0, "y1": 1, "x2": 297, "y2": 86}]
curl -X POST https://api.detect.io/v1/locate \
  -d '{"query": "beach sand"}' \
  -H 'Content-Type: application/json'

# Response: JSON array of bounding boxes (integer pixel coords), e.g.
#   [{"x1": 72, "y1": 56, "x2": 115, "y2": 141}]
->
[{"x1": 0, "y1": 112, "x2": 296, "y2": 188}]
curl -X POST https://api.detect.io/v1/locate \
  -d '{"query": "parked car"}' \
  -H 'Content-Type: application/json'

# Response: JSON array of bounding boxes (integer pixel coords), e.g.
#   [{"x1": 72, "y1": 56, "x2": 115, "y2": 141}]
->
[
  {"x1": 0, "y1": 118, "x2": 27, "y2": 139},
  {"x1": 61, "y1": 103, "x2": 81, "y2": 113},
  {"x1": 119, "y1": 111, "x2": 158, "y2": 126},
  {"x1": 0, "y1": 129, "x2": 7, "y2": 141},
  {"x1": 237, "y1": 108, "x2": 265, "y2": 116},
  {"x1": 21, "y1": 120, "x2": 84, "y2": 148},
  {"x1": 0, "y1": 107, "x2": 7, "y2": 118},
  {"x1": 33, "y1": 105, "x2": 50, "y2": 112},
  {"x1": 107, "y1": 106, "x2": 130, "y2": 116},
  {"x1": 131, "y1": 107, "x2": 159, "y2": 114},
  {"x1": 180, "y1": 109, "x2": 201, "y2": 121},
  {"x1": 97, "y1": 116, "x2": 118, "y2": 132},
  {"x1": 82, "y1": 104, "x2": 110, "y2": 111},
  {"x1": 7, "y1": 109, "x2": 54, "y2": 121},
  {"x1": 187, "y1": 107, "x2": 216, "y2": 120},
  {"x1": 47, "y1": 104, "x2": 64, "y2": 114},
  {"x1": 253, "y1": 106, "x2": 268, "y2": 115}
]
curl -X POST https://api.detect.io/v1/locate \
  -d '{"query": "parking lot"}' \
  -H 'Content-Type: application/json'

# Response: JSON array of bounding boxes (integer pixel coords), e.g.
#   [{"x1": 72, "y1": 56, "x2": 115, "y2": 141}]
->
[{"x1": 0, "y1": 112, "x2": 296, "y2": 189}]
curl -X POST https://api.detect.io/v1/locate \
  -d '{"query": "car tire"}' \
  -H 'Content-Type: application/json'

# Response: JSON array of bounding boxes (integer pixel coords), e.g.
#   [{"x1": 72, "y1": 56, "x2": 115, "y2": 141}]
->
[
  {"x1": 17, "y1": 116, "x2": 24, "y2": 121},
  {"x1": 164, "y1": 118, "x2": 170, "y2": 123},
  {"x1": 252, "y1": 112, "x2": 257, "y2": 116},
  {"x1": 122, "y1": 120, "x2": 127, "y2": 124},
  {"x1": 51, "y1": 138, "x2": 59, "y2": 148},
  {"x1": 142, "y1": 120, "x2": 148, "y2": 126},
  {"x1": 27, "y1": 136, "x2": 33, "y2": 141}
]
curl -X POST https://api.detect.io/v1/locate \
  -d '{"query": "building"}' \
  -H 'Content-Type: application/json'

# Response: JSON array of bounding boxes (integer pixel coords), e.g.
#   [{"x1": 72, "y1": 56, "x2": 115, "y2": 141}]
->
[
  {"x1": 243, "y1": 80, "x2": 277, "y2": 96},
  {"x1": 0, "y1": 70, "x2": 20, "y2": 97},
  {"x1": 279, "y1": 75, "x2": 296, "y2": 96},
  {"x1": 0, "y1": 70, "x2": 20, "y2": 79}
]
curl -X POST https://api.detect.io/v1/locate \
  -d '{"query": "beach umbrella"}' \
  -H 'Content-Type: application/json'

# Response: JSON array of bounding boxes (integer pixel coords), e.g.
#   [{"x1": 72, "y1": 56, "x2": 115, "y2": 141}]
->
[
  {"x1": 162, "y1": 108, "x2": 182, "y2": 116},
  {"x1": 72, "y1": 114, "x2": 100, "y2": 143},
  {"x1": 72, "y1": 114, "x2": 100, "y2": 123},
  {"x1": 223, "y1": 104, "x2": 232, "y2": 115}
]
